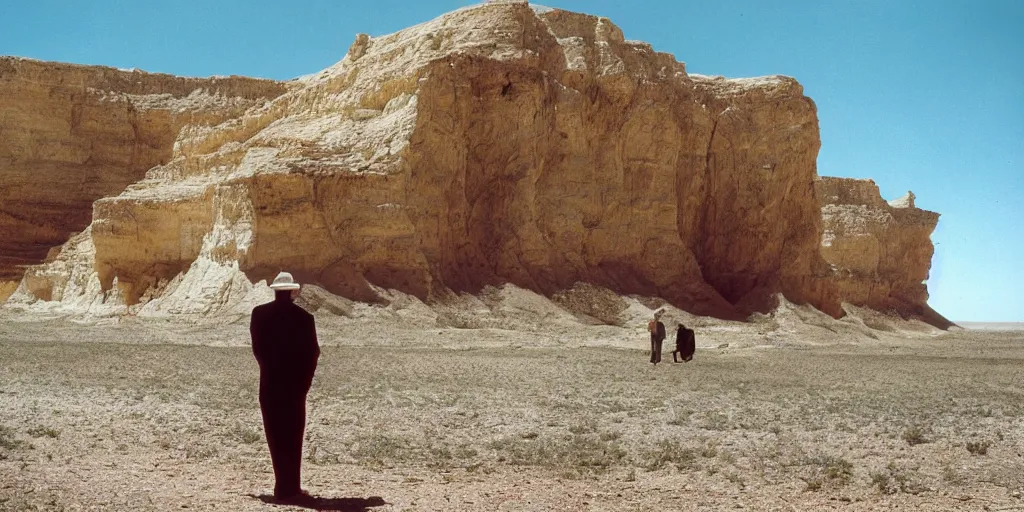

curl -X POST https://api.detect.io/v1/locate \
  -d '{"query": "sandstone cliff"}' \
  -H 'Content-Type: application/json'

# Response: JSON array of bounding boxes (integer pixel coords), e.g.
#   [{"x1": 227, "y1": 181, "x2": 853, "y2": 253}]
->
[
  {"x1": 2, "y1": 3, "x2": 947, "y2": 327},
  {"x1": 0, "y1": 57, "x2": 290, "y2": 297},
  {"x1": 817, "y1": 177, "x2": 951, "y2": 328}
]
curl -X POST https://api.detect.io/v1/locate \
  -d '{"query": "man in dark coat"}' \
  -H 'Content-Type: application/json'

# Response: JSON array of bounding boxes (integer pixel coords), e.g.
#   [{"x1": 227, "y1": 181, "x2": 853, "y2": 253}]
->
[
  {"x1": 673, "y1": 323, "x2": 696, "y2": 363},
  {"x1": 648, "y1": 310, "x2": 666, "y2": 365},
  {"x1": 251, "y1": 272, "x2": 320, "y2": 502}
]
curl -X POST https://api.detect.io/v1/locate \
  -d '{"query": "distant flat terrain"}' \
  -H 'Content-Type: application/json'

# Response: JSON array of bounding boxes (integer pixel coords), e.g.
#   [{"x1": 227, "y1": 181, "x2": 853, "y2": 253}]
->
[{"x1": 958, "y1": 322, "x2": 1024, "y2": 331}]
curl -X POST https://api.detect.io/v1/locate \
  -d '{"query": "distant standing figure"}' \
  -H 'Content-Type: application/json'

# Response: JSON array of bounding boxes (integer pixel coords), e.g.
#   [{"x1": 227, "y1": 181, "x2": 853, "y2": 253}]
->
[
  {"x1": 251, "y1": 272, "x2": 321, "y2": 502},
  {"x1": 648, "y1": 310, "x2": 666, "y2": 365},
  {"x1": 673, "y1": 323, "x2": 696, "y2": 363}
]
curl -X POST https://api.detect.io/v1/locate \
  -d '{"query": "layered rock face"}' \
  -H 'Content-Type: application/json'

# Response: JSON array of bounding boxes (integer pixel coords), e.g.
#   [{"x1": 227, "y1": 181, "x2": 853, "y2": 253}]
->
[
  {"x1": 3, "y1": 3, "x2": 946, "y2": 325},
  {"x1": 0, "y1": 57, "x2": 289, "y2": 295},
  {"x1": 817, "y1": 177, "x2": 951, "y2": 328}
]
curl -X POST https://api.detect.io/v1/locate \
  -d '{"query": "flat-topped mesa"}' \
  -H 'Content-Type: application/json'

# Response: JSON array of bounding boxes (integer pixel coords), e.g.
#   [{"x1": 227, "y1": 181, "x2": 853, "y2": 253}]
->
[
  {"x1": 0, "y1": 56, "x2": 290, "y2": 297},
  {"x1": 817, "y1": 177, "x2": 950, "y2": 328},
  {"x1": 5, "y1": 3, "x2": 947, "y2": 327}
]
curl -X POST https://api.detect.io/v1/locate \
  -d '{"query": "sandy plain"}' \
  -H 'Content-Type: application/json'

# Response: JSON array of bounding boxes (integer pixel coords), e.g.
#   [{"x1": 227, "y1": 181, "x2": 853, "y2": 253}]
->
[{"x1": 1, "y1": 302, "x2": 1022, "y2": 511}]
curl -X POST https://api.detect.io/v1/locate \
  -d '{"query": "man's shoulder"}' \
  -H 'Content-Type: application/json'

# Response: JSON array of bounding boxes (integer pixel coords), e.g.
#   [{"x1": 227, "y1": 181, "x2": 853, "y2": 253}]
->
[
  {"x1": 251, "y1": 300, "x2": 313, "y2": 320},
  {"x1": 288, "y1": 302, "x2": 315, "y2": 320},
  {"x1": 251, "y1": 302, "x2": 273, "y2": 315}
]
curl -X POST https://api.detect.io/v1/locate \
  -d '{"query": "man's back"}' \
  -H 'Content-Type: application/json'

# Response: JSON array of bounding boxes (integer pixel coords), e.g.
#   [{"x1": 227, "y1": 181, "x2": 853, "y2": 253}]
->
[
  {"x1": 682, "y1": 328, "x2": 696, "y2": 359},
  {"x1": 251, "y1": 300, "x2": 320, "y2": 397},
  {"x1": 253, "y1": 272, "x2": 320, "y2": 500}
]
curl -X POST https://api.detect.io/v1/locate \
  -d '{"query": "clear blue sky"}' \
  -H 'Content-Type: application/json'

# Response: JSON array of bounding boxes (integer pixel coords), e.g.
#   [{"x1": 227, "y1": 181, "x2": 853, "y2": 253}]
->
[{"x1": 2, "y1": 1, "x2": 1021, "y2": 322}]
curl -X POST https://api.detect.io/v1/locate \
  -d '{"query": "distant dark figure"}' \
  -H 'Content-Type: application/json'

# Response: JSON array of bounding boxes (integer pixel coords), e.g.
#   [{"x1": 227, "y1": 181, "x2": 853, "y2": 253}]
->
[
  {"x1": 251, "y1": 272, "x2": 321, "y2": 502},
  {"x1": 648, "y1": 310, "x2": 666, "y2": 365},
  {"x1": 673, "y1": 323, "x2": 696, "y2": 363}
]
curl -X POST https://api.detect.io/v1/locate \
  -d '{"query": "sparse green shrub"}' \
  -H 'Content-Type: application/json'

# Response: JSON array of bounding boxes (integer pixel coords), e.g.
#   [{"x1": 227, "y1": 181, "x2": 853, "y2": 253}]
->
[
  {"x1": 822, "y1": 456, "x2": 853, "y2": 483},
  {"x1": 0, "y1": 425, "x2": 25, "y2": 450},
  {"x1": 184, "y1": 444, "x2": 218, "y2": 460},
  {"x1": 941, "y1": 464, "x2": 964, "y2": 484},
  {"x1": 351, "y1": 433, "x2": 410, "y2": 467},
  {"x1": 805, "y1": 478, "x2": 822, "y2": 491},
  {"x1": 902, "y1": 426, "x2": 929, "y2": 446},
  {"x1": 643, "y1": 439, "x2": 698, "y2": 471},
  {"x1": 872, "y1": 461, "x2": 924, "y2": 494},
  {"x1": 227, "y1": 423, "x2": 261, "y2": 444},
  {"x1": 568, "y1": 418, "x2": 597, "y2": 435},
  {"x1": 700, "y1": 442, "x2": 718, "y2": 459},
  {"x1": 725, "y1": 472, "x2": 745, "y2": 487},
  {"x1": 27, "y1": 426, "x2": 59, "y2": 439},
  {"x1": 667, "y1": 408, "x2": 693, "y2": 426},
  {"x1": 718, "y1": 450, "x2": 736, "y2": 465},
  {"x1": 489, "y1": 434, "x2": 627, "y2": 474},
  {"x1": 966, "y1": 440, "x2": 991, "y2": 455},
  {"x1": 805, "y1": 454, "x2": 853, "y2": 489},
  {"x1": 870, "y1": 470, "x2": 896, "y2": 494},
  {"x1": 702, "y1": 411, "x2": 730, "y2": 431}
]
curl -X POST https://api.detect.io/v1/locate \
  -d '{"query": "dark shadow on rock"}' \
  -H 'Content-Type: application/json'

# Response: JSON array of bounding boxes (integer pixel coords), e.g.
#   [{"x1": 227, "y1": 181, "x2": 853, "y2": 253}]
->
[{"x1": 248, "y1": 493, "x2": 387, "y2": 511}]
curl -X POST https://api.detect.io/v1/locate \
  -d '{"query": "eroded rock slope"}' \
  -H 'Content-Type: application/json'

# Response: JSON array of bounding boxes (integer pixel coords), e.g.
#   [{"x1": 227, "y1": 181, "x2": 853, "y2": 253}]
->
[
  {"x1": 2, "y1": 3, "x2": 947, "y2": 326},
  {"x1": 0, "y1": 57, "x2": 289, "y2": 293}
]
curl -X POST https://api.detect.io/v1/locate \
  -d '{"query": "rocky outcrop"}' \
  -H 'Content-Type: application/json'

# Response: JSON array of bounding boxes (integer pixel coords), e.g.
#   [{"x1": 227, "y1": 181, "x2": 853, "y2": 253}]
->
[
  {"x1": 817, "y1": 177, "x2": 951, "y2": 328},
  {"x1": 3, "y1": 3, "x2": 947, "y2": 326},
  {"x1": 0, "y1": 57, "x2": 290, "y2": 298}
]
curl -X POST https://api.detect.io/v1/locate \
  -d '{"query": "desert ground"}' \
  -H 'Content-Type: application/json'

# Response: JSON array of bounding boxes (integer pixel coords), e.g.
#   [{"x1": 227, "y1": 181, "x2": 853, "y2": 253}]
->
[{"x1": 1, "y1": 298, "x2": 1023, "y2": 511}]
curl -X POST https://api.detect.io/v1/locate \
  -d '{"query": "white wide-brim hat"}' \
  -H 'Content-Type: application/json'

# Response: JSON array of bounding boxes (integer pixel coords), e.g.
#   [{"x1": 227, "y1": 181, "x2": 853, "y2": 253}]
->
[{"x1": 269, "y1": 271, "x2": 301, "y2": 290}]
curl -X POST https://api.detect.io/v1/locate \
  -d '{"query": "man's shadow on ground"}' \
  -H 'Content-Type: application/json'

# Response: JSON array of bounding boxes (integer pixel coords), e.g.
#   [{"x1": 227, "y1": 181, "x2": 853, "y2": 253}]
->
[{"x1": 249, "y1": 493, "x2": 387, "y2": 511}]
